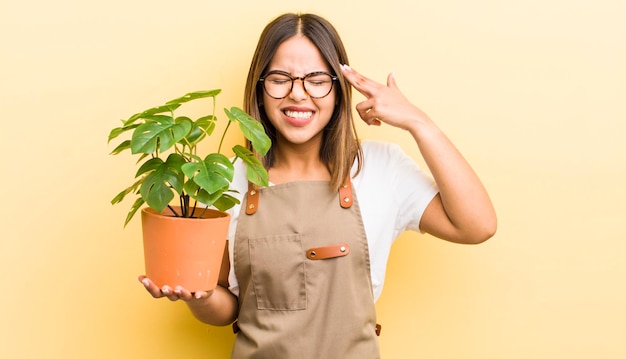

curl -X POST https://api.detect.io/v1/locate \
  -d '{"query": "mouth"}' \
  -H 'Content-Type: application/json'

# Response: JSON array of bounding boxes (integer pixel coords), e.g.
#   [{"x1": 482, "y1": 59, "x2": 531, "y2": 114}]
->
[
  {"x1": 284, "y1": 110, "x2": 313, "y2": 120},
  {"x1": 282, "y1": 109, "x2": 314, "y2": 127}
]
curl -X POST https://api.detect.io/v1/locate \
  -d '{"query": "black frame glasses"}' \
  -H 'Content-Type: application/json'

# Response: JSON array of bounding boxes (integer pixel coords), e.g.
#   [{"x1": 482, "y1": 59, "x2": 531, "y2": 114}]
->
[{"x1": 259, "y1": 70, "x2": 338, "y2": 99}]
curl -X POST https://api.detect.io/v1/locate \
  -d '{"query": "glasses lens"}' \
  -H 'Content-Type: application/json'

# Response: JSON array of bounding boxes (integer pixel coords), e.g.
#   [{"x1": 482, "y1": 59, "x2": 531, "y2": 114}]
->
[
  {"x1": 262, "y1": 72, "x2": 335, "y2": 99},
  {"x1": 304, "y1": 73, "x2": 334, "y2": 98},
  {"x1": 263, "y1": 73, "x2": 292, "y2": 99}
]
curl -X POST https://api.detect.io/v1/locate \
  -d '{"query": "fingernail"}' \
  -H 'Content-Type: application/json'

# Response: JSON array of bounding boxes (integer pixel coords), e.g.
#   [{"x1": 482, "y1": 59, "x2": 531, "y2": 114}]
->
[
  {"x1": 195, "y1": 292, "x2": 203, "y2": 299},
  {"x1": 341, "y1": 64, "x2": 351, "y2": 71},
  {"x1": 162, "y1": 286, "x2": 170, "y2": 295},
  {"x1": 141, "y1": 279, "x2": 150, "y2": 286}
]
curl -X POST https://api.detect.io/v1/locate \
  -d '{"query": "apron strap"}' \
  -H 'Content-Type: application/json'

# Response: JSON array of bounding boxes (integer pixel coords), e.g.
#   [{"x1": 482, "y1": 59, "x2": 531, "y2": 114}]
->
[
  {"x1": 339, "y1": 178, "x2": 353, "y2": 208},
  {"x1": 245, "y1": 183, "x2": 259, "y2": 215},
  {"x1": 245, "y1": 178, "x2": 353, "y2": 215}
]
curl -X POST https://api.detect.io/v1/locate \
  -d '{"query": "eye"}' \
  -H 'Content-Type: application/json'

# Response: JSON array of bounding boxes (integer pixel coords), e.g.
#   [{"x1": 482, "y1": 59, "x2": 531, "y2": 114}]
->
[
  {"x1": 266, "y1": 74, "x2": 291, "y2": 85},
  {"x1": 307, "y1": 80, "x2": 326, "y2": 86},
  {"x1": 305, "y1": 74, "x2": 332, "y2": 86}
]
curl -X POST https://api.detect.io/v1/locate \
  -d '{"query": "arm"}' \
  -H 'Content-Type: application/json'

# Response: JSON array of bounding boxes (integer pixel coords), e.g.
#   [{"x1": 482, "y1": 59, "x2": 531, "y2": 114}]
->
[
  {"x1": 341, "y1": 65, "x2": 496, "y2": 244},
  {"x1": 139, "y1": 241, "x2": 238, "y2": 326}
]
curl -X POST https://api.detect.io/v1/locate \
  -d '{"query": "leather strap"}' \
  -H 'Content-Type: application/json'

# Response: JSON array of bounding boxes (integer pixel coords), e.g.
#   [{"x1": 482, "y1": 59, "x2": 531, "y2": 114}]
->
[
  {"x1": 245, "y1": 183, "x2": 259, "y2": 215},
  {"x1": 339, "y1": 177, "x2": 353, "y2": 209},
  {"x1": 306, "y1": 243, "x2": 350, "y2": 260}
]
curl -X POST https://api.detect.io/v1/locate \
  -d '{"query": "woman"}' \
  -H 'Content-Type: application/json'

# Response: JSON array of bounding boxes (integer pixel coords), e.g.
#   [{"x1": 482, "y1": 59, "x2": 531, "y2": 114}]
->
[{"x1": 140, "y1": 13, "x2": 496, "y2": 358}]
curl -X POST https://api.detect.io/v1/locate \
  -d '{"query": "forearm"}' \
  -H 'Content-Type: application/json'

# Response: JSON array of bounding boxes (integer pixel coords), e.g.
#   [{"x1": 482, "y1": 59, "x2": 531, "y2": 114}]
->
[
  {"x1": 409, "y1": 119, "x2": 497, "y2": 243},
  {"x1": 186, "y1": 285, "x2": 238, "y2": 326}
]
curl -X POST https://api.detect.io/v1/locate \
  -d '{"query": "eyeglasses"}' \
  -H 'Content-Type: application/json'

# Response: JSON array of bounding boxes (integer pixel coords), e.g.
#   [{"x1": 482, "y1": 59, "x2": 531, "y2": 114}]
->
[{"x1": 259, "y1": 70, "x2": 338, "y2": 99}]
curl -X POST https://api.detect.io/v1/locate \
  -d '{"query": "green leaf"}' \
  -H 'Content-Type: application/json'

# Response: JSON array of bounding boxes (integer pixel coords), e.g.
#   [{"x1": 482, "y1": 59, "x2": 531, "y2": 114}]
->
[
  {"x1": 183, "y1": 115, "x2": 217, "y2": 147},
  {"x1": 108, "y1": 124, "x2": 139, "y2": 143},
  {"x1": 181, "y1": 153, "x2": 234, "y2": 194},
  {"x1": 184, "y1": 181, "x2": 222, "y2": 207},
  {"x1": 139, "y1": 160, "x2": 181, "y2": 212},
  {"x1": 124, "y1": 197, "x2": 145, "y2": 227},
  {"x1": 124, "y1": 103, "x2": 182, "y2": 126},
  {"x1": 232, "y1": 144, "x2": 269, "y2": 187},
  {"x1": 182, "y1": 184, "x2": 240, "y2": 212},
  {"x1": 164, "y1": 153, "x2": 186, "y2": 195},
  {"x1": 130, "y1": 115, "x2": 192, "y2": 154},
  {"x1": 135, "y1": 155, "x2": 184, "y2": 195},
  {"x1": 135, "y1": 157, "x2": 164, "y2": 177},
  {"x1": 111, "y1": 177, "x2": 145, "y2": 205},
  {"x1": 166, "y1": 89, "x2": 221, "y2": 105},
  {"x1": 109, "y1": 140, "x2": 131, "y2": 155},
  {"x1": 134, "y1": 153, "x2": 150, "y2": 165},
  {"x1": 225, "y1": 107, "x2": 271, "y2": 156},
  {"x1": 212, "y1": 192, "x2": 240, "y2": 211}
]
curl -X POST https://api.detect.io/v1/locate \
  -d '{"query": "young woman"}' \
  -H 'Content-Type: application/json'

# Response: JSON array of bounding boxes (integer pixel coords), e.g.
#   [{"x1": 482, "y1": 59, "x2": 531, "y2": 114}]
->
[{"x1": 140, "y1": 12, "x2": 496, "y2": 358}]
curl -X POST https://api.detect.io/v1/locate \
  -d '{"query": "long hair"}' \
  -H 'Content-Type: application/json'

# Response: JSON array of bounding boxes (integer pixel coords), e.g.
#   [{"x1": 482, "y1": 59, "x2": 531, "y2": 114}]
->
[{"x1": 243, "y1": 13, "x2": 362, "y2": 190}]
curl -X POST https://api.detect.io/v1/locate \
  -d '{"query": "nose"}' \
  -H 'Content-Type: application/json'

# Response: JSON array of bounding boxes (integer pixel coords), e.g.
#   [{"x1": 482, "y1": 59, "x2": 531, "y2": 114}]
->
[{"x1": 288, "y1": 78, "x2": 308, "y2": 101}]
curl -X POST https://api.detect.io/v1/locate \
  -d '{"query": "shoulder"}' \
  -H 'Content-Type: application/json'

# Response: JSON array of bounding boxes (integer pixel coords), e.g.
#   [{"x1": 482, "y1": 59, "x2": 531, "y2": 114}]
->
[
  {"x1": 355, "y1": 139, "x2": 437, "y2": 203},
  {"x1": 358, "y1": 140, "x2": 414, "y2": 173},
  {"x1": 353, "y1": 140, "x2": 414, "y2": 191}
]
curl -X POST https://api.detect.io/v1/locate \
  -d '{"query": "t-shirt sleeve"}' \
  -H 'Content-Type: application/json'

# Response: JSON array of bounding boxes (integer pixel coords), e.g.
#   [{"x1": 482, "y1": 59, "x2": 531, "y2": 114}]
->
[{"x1": 361, "y1": 141, "x2": 439, "y2": 234}]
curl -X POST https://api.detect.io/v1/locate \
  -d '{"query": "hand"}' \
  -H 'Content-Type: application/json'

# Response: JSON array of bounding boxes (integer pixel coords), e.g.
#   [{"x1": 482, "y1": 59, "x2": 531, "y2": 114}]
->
[
  {"x1": 138, "y1": 275, "x2": 213, "y2": 302},
  {"x1": 340, "y1": 64, "x2": 431, "y2": 131}
]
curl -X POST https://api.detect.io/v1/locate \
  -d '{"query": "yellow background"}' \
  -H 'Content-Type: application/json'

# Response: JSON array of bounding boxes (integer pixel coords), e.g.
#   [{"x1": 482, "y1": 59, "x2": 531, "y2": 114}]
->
[{"x1": 2, "y1": 0, "x2": 625, "y2": 358}]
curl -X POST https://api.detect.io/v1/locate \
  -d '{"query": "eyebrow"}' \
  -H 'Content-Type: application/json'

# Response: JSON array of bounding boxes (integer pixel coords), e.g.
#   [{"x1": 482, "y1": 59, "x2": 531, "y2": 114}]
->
[
  {"x1": 265, "y1": 69, "x2": 331, "y2": 76},
  {"x1": 263, "y1": 70, "x2": 335, "y2": 78}
]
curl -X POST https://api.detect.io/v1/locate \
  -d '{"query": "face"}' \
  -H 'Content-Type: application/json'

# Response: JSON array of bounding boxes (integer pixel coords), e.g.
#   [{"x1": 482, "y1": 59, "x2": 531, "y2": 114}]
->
[{"x1": 262, "y1": 35, "x2": 336, "y2": 148}]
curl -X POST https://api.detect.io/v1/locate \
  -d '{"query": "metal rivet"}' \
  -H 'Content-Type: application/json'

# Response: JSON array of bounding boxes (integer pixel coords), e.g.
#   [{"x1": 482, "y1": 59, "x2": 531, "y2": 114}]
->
[
  {"x1": 250, "y1": 190, "x2": 256, "y2": 196},
  {"x1": 310, "y1": 251, "x2": 316, "y2": 257},
  {"x1": 340, "y1": 246, "x2": 346, "y2": 252},
  {"x1": 248, "y1": 204, "x2": 255, "y2": 209},
  {"x1": 343, "y1": 197, "x2": 350, "y2": 203}
]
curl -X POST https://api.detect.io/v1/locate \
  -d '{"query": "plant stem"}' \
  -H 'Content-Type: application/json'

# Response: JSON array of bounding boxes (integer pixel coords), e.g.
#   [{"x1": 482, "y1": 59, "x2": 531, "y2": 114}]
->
[
  {"x1": 167, "y1": 204, "x2": 179, "y2": 217},
  {"x1": 190, "y1": 199, "x2": 197, "y2": 218},
  {"x1": 184, "y1": 194, "x2": 191, "y2": 217},
  {"x1": 217, "y1": 120, "x2": 231, "y2": 154}
]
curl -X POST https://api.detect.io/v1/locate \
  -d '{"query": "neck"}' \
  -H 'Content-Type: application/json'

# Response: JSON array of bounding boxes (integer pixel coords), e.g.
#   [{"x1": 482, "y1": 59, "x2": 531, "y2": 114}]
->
[{"x1": 269, "y1": 138, "x2": 330, "y2": 184}]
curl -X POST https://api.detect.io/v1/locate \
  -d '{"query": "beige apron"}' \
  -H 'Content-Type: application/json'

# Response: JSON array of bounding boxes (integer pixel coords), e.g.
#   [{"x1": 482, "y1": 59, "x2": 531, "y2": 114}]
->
[{"x1": 232, "y1": 180, "x2": 380, "y2": 359}]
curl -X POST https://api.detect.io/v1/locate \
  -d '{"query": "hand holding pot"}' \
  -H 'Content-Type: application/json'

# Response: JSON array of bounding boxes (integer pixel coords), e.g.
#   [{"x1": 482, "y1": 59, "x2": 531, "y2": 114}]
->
[{"x1": 139, "y1": 275, "x2": 213, "y2": 302}]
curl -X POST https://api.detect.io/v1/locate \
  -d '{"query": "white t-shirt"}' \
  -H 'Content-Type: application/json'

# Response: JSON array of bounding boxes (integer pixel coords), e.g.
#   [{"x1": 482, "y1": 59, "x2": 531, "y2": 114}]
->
[{"x1": 226, "y1": 140, "x2": 439, "y2": 301}]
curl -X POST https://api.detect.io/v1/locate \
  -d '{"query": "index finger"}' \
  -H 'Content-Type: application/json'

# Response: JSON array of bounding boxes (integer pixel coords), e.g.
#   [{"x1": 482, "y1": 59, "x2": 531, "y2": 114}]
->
[
  {"x1": 340, "y1": 64, "x2": 378, "y2": 98},
  {"x1": 138, "y1": 275, "x2": 164, "y2": 298}
]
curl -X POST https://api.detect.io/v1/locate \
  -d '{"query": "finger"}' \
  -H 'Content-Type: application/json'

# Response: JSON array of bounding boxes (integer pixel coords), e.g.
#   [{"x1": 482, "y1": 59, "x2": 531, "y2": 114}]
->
[
  {"x1": 387, "y1": 72, "x2": 399, "y2": 90},
  {"x1": 193, "y1": 290, "x2": 213, "y2": 300},
  {"x1": 355, "y1": 100, "x2": 382, "y2": 126},
  {"x1": 161, "y1": 286, "x2": 180, "y2": 301},
  {"x1": 355, "y1": 100, "x2": 373, "y2": 120},
  {"x1": 139, "y1": 275, "x2": 164, "y2": 298},
  {"x1": 179, "y1": 289, "x2": 214, "y2": 301},
  {"x1": 174, "y1": 286, "x2": 190, "y2": 300},
  {"x1": 340, "y1": 64, "x2": 377, "y2": 98}
]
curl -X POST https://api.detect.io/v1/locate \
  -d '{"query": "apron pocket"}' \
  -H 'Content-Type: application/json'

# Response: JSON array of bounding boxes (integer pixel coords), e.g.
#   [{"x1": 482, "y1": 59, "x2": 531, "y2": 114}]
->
[{"x1": 249, "y1": 234, "x2": 307, "y2": 310}]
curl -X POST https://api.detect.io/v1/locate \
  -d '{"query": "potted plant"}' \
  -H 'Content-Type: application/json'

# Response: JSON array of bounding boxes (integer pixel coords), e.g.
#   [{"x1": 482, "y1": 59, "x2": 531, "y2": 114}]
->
[{"x1": 108, "y1": 89, "x2": 270, "y2": 292}]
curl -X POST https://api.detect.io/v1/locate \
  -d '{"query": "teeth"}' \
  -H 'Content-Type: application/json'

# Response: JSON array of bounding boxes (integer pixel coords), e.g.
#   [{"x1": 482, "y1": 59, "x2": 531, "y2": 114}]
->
[{"x1": 285, "y1": 110, "x2": 313, "y2": 119}]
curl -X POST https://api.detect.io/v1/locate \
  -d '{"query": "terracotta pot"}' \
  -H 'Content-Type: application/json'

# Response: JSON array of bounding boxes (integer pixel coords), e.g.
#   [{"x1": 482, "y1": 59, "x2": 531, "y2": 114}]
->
[{"x1": 141, "y1": 206, "x2": 230, "y2": 292}]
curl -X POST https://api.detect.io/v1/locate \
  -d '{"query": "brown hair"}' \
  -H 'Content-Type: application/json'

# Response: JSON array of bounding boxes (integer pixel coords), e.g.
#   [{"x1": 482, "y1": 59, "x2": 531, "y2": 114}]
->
[{"x1": 243, "y1": 13, "x2": 362, "y2": 190}]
